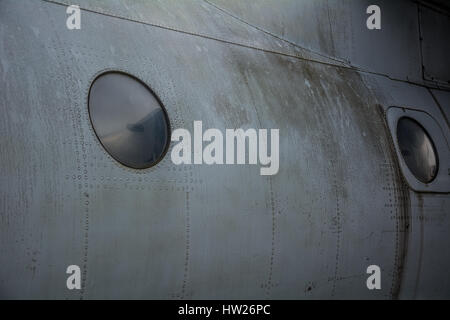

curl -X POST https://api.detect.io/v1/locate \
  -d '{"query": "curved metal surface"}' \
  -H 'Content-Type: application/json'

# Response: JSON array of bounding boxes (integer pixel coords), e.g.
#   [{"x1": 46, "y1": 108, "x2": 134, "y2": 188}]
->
[{"x1": 0, "y1": 0, "x2": 449, "y2": 299}]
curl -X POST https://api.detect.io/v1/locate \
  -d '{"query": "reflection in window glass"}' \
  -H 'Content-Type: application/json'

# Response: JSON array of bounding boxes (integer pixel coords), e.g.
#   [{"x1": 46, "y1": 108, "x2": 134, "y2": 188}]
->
[
  {"x1": 397, "y1": 117, "x2": 438, "y2": 183},
  {"x1": 88, "y1": 72, "x2": 170, "y2": 169}
]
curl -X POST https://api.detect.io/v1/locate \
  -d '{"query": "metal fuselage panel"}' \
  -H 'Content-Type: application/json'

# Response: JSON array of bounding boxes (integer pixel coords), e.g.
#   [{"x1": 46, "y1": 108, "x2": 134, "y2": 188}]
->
[{"x1": 0, "y1": 0, "x2": 449, "y2": 299}]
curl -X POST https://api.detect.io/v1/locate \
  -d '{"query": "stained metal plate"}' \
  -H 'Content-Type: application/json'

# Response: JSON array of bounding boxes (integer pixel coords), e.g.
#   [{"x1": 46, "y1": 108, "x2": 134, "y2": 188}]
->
[{"x1": 420, "y1": 5, "x2": 450, "y2": 84}]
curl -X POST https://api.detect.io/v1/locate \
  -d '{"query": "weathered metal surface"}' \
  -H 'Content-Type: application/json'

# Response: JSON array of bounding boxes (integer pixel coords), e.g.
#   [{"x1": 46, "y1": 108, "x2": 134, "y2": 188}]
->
[
  {"x1": 0, "y1": 0, "x2": 449, "y2": 299},
  {"x1": 419, "y1": 5, "x2": 450, "y2": 84},
  {"x1": 430, "y1": 89, "x2": 450, "y2": 128},
  {"x1": 361, "y1": 73, "x2": 450, "y2": 298},
  {"x1": 208, "y1": 0, "x2": 425, "y2": 84}
]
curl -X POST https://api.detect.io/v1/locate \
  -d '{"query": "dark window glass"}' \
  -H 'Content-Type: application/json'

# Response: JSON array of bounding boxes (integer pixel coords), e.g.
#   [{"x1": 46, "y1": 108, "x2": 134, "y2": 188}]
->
[
  {"x1": 88, "y1": 72, "x2": 170, "y2": 169},
  {"x1": 397, "y1": 117, "x2": 438, "y2": 183}
]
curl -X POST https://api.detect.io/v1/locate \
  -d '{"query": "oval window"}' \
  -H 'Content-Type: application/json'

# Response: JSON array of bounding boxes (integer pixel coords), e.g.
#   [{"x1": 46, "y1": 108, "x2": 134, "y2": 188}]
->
[
  {"x1": 396, "y1": 117, "x2": 438, "y2": 183},
  {"x1": 88, "y1": 72, "x2": 170, "y2": 169}
]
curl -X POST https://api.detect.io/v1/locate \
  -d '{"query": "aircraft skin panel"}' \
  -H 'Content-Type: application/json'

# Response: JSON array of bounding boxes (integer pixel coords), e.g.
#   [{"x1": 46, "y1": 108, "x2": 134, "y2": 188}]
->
[
  {"x1": 0, "y1": 0, "x2": 449, "y2": 299},
  {"x1": 430, "y1": 89, "x2": 450, "y2": 129},
  {"x1": 361, "y1": 75, "x2": 449, "y2": 140},
  {"x1": 207, "y1": 0, "x2": 424, "y2": 84},
  {"x1": 41, "y1": 0, "x2": 347, "y2": 67},
  {"x1": 361, "y1": 74, "x2": 450, "y2": 298}
]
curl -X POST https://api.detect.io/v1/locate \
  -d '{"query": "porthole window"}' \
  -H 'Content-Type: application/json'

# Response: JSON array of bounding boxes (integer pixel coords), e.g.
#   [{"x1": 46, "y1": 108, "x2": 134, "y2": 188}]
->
[
  {"x1": 396, "y1": 117, "x2": 438, "y2": 183},
  {"x1": 88, "y1": 72, "x2": 170, "y2": 169}
]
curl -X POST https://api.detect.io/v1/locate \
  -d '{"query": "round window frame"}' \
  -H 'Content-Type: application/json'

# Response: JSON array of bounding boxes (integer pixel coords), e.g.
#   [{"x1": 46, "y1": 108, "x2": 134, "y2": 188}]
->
[
  {"x1": 396, "y1": 116, "x2": 439, "y2": 184},
  {"x1": 386, "y1": 106, "x2": 449, "y2": 193},
  {"x1": 87, "y1": 70, "x2": 171, "y2": 170}
]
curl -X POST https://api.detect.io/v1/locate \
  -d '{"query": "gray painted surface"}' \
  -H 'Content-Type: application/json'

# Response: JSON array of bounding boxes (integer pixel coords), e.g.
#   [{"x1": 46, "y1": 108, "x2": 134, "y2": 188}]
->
[
  {"x1": 419, "y1": 5, "x2": 450, "y2": 84},
  {"x1": 431, "y1": 89, "x2": 450, "y2": 128},
  {"x1": 208, "y1": 0, "x2": 424, "y2": 83},
  {"x1": 0, "y1": 0, "x2": 449, "y2": 299}
]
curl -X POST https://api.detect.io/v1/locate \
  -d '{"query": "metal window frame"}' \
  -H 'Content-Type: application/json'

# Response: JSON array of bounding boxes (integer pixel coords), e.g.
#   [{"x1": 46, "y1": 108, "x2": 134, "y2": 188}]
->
[{"x1": 386, "y1": 106, "x2": 449, "y2": 193}]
